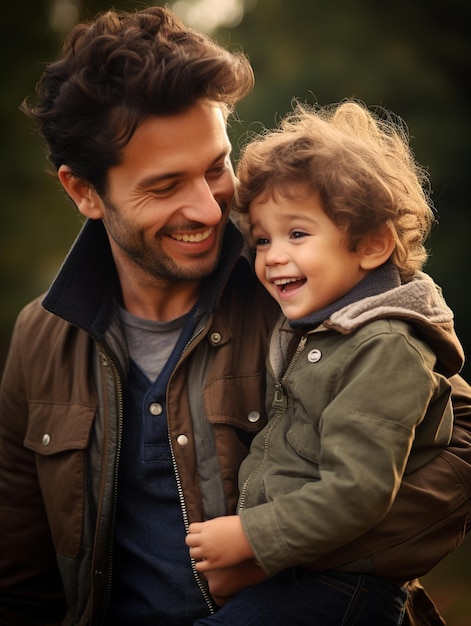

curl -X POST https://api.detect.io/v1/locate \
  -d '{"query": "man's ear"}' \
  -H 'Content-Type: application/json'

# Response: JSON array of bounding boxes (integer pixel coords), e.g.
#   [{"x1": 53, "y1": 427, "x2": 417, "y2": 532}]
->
[
  {"x1": 58, "y1": 165, "x2": 104, "y2": 219},
  {"x1": 359, "y1": 226, "x2": 395, "y2": 270}
]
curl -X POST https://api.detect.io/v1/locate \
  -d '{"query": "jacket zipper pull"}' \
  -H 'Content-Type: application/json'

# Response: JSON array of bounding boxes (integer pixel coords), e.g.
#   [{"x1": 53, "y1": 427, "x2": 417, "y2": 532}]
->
[{"x1": 272, "y1": 384, "x2": 287, "y2": 412}]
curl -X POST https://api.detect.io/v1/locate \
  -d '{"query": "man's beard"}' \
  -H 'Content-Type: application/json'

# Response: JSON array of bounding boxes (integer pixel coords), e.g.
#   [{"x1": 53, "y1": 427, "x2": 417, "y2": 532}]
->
[{"x1": 102, "y1": 196, "x2": 227, "y2": 284}]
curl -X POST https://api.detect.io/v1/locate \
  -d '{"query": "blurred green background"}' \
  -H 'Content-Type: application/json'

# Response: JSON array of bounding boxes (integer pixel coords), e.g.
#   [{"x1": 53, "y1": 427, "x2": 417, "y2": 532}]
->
[{"x1": 1, "y1": 0, "x2": 470, "y2": 622}]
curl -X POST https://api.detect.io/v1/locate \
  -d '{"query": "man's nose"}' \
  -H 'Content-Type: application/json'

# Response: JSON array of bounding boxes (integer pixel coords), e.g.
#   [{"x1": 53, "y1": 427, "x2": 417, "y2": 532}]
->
[{"x1": 183, "y1": 179, "x2": 228, "y2": 226}]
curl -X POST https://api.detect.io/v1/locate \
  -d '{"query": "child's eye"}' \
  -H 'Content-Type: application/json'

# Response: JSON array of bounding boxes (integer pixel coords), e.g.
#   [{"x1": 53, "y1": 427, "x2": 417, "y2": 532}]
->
[
  {"x1": 291, "y1": 230, "x2": 307, "y2": 239},
  {"x1": 254, "y1": 236, "x2": 270, "y2": 247}
]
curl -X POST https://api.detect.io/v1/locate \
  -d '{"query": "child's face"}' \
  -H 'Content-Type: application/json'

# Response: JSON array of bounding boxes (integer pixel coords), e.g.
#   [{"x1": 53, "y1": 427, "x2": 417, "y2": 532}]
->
[{"x1": 249, "y1": 186, "x2": 369, "y2": 320}]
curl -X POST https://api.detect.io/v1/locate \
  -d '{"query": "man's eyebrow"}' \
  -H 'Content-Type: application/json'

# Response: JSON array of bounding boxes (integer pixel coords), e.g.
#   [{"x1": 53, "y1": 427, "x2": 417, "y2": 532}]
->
[{"x1": 136, "y1": 149, "x2": 231, "y2": 190}]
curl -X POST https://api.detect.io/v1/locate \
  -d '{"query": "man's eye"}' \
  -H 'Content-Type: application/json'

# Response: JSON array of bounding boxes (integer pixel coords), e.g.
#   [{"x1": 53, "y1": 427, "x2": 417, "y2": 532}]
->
[
  {"x1": 207, "y1": 163, "x2": 228, "y2": 179},
  {"x1": 151, "y1": 183, "x2": 178, "y2": 196}
]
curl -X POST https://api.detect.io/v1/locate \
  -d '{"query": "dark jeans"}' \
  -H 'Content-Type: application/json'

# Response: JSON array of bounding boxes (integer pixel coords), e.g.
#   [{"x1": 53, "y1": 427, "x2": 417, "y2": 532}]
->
[{"x1": 194, "y1": 568, "x2": 408, "y2": 625}]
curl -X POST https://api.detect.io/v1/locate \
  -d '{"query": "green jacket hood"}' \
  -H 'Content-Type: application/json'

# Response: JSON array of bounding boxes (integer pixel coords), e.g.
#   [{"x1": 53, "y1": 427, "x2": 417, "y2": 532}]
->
[{"x1": 324, "y1": 271, "x2": 464, "y2": 378}]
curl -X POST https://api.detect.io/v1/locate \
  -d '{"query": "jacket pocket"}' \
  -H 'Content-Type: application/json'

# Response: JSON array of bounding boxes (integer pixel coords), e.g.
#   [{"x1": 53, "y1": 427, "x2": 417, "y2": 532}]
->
[
  {"x1": 24, "y1": 401, "x2": 96, "y2": 558},
  {"x1": 204, "y1": 372, "x2": 267, "y2": 431},
  {"x1": 286, "y1": 422, "x2": 321, "y2": 464}
]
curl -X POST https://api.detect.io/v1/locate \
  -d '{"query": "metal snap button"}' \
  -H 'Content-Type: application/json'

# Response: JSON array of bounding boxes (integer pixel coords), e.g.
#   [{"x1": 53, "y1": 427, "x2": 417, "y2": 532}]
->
[
  {"x1": 247, "y1": 411, "x2": 260, "y2": 423},
  {"x1": 307, "y1": 349, "x2": 322, "y2": 363},
  {"x1": 149, "y1": 402, "x2": 163, "y2": 416},
  {"x1": 176, "y1": 434, "x2": 189, "y2": 446},
  {"x1": 210, "y1": 332, "x2": 222, "y2": 344}
]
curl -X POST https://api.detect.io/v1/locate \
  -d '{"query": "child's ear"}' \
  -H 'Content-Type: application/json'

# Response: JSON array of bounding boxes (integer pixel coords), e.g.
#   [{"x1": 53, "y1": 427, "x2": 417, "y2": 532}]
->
[
  {"x1": 58, "y1": 165, "x2": 105, "y2": 219},
  {"x1": 359, "y1": 227, "x2": 395, "y2": 270}
]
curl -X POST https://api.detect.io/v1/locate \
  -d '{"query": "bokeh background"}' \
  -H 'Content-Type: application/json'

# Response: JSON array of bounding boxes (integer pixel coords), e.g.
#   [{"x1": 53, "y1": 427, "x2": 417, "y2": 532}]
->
[{"x1": 1, "y1": 0, "x2": 470, "y2": 622}]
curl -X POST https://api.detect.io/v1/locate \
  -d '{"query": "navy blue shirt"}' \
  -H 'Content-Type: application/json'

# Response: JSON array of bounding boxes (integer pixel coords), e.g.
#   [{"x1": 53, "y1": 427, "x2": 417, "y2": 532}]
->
[{"x1": 106, "y1": 322, "x2": 211, "y2": 624}]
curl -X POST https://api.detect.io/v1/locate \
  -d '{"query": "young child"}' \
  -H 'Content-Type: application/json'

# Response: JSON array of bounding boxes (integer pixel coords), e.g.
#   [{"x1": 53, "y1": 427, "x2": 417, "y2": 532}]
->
[{"x1": 186, "y1": 101, "x2": 464, "y2": 625}]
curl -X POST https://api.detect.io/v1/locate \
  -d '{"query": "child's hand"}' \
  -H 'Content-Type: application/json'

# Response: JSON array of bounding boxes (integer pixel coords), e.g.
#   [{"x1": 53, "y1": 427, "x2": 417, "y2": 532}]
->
[
  {"x1": 204, "y1": 561, "x2": 268, "y2": 605},
  {"x1": 185, "y1": 515, "x2": 254, "y2": 572}
]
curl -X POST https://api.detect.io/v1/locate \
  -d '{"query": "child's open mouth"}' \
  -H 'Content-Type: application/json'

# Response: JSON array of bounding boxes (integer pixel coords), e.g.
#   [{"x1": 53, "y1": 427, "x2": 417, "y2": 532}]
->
[{"x1": 273, "y1": 277, "x2": 306, "y2": 292}]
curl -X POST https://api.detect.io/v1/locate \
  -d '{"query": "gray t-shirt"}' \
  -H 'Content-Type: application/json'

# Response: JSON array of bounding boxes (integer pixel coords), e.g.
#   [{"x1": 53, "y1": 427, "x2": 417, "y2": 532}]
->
[{"x1": 119, "y1": 307, "x2": 188, "y2": 381}]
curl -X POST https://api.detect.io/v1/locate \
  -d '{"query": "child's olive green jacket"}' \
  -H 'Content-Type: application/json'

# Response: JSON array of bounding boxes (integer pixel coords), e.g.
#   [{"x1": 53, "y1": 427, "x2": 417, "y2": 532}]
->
[{"x1": 238, "y1": 267, "x2": 465, "y2": 578}]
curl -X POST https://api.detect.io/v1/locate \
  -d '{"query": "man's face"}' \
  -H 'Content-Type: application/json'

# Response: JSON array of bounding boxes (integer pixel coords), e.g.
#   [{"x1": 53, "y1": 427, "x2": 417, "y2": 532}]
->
[{"x1": 99, "y1": 101, "x2": 235, "y2": 286}]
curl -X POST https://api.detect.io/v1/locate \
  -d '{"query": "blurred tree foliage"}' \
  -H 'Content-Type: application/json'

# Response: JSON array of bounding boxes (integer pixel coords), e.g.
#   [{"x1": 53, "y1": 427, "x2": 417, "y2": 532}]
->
[{"x1": 1, "y1": 0, "x2": 470, "y2": 622}]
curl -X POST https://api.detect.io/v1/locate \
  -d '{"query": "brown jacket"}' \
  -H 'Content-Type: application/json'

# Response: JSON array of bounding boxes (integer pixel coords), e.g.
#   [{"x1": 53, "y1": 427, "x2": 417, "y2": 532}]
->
[{"x1": 0, "y1": 219, "x2": 470, "y2": 625}]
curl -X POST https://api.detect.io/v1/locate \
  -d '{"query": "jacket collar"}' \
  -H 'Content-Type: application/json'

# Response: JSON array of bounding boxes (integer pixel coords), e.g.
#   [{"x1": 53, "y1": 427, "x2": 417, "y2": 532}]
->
[
  {"x1": 290, "y1": 261, "x2": 401, "y2": 330},
  {"x1": 42, "y1": 218, "x2": 245, "y2": 340},
  {"x1": 287, "y1": 260, "x2": 463, "y2": 377}
]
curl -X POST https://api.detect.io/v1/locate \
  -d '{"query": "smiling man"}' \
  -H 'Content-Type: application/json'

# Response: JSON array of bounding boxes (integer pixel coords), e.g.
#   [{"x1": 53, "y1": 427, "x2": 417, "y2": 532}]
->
[
  {"x1": 59, "y1": 102, "x2": 234, "y2": 321},
  {"x1": 0, "y1": 7, "x2": 278, "y2": 625}
]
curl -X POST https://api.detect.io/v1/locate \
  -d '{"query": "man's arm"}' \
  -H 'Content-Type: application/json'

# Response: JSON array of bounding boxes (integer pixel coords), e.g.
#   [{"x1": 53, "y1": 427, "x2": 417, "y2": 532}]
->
[
  {"x1": 0, "y1": 310, "x2": 67, "y2": 625},
  {"x1": 309, "y1": 373, "x2": 471, "y2": 579},
  {"x1": 200, "y1": 374, "x2": 471, "y2": 612}
]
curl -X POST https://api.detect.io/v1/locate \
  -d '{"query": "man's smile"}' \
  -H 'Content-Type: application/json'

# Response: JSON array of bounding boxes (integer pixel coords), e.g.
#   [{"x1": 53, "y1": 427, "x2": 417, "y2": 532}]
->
[{"x1": 170, "y1": 227, "x2": 213, "y2": 243}]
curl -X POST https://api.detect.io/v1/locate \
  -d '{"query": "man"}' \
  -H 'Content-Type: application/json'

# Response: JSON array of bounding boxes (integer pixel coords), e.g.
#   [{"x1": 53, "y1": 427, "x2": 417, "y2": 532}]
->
[{"x1": 0, "y1": 6, "x2": 469, "y2": 625}]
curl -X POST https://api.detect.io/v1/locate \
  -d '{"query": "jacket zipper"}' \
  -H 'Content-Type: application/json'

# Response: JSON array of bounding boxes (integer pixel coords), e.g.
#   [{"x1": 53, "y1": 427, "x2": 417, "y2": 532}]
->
[
  {"x1": 238, "y1": 410, "x2": 282, "y2": 512},
  {"x1": 281, "y1": 335, "x2": 308, "y2": 382},
  {"x1": 94, "y1": 346, "x2": 125, "y2": 624},
  {"x1": 169, "y1": 438, "x2": 216, "y2": 613},
  {"x1": 96, "y1": 322, "x2": 215, "y2": 618},
  {"x1": 238, "y1": 335, "x2": 308, "y2": 513},
  {"x1": 169, "y1": 323, "x2": 216, "y2": 614}
]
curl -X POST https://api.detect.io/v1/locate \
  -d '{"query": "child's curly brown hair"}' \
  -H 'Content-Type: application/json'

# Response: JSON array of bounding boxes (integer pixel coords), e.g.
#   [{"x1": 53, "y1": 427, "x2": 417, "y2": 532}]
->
[{"x1": 235, "y1": 100, "x2": 435, "y2": 279}]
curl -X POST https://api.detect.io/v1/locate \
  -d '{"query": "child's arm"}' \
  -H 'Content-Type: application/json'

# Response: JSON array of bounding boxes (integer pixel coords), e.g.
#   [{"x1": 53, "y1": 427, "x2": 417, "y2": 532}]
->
[{"x1": 186, "y1": 515, "x2": 254, "y2": 572}]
